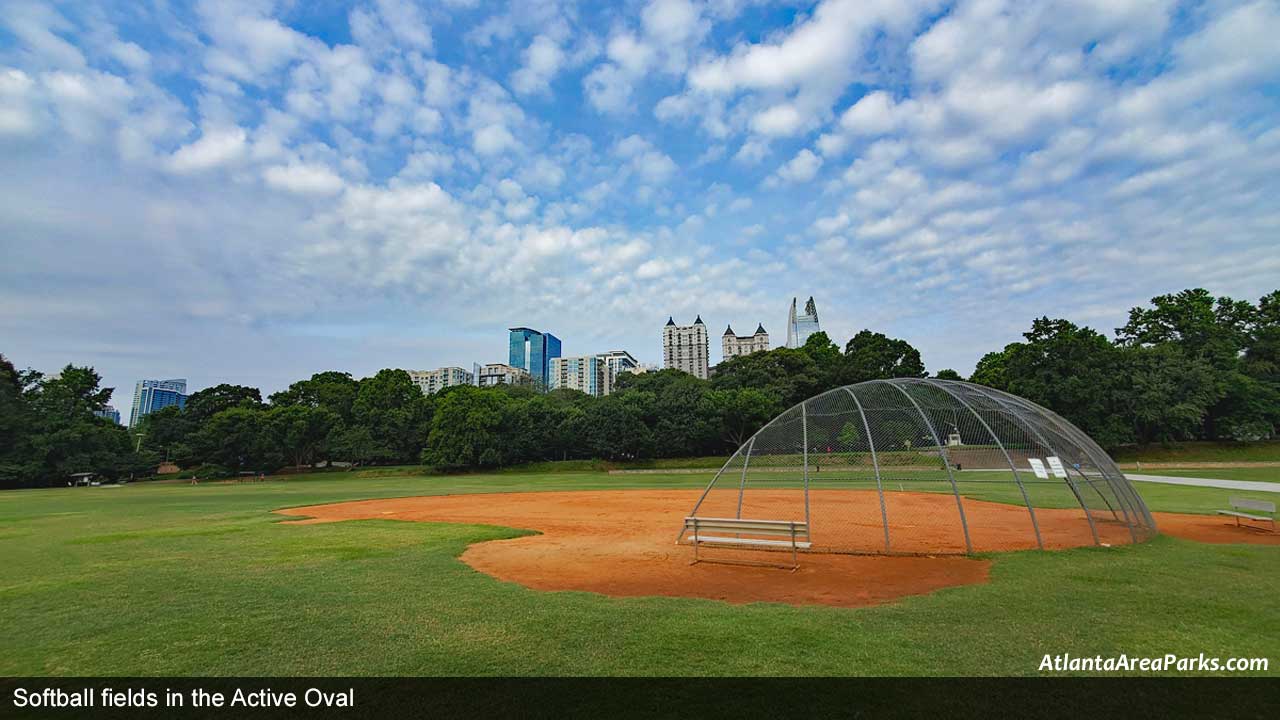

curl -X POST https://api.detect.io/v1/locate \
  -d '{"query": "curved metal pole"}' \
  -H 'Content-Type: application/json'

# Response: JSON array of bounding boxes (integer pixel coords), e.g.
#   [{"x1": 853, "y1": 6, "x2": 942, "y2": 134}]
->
[
  {"x1": 1034, "y1": 407, "x2": 1140, "y2": 544},
  {"x1": 883, "y1": 379, "x2": 973, "y2": 554},
  {"x1": 801, "y1": 402, "x2": 811, "y2": 528},
  {"x1": 735, "y1": 437, "x2": 754, "y2": 519},
  {"x1": 681, "y1": 402, "x2": 798, "y2": 542},
  {"x1": 965, "y1": 383, "x2": 1099, "y2": 547},
  {"x1": 842, "y1": 386, "x2": 890, "y2": 553},
  {"x1": 923, "y1": 379, "x2": 1043, "y2": 550}
]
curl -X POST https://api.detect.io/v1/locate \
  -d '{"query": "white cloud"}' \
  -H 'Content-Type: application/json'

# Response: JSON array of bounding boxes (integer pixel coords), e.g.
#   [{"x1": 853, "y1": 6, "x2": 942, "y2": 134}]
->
[
  {"x1": 583, "y1": 63, "x2": 632, "y2": 113},
  {"x1": 264, "y1": 163, "x2": 344, "y2": 195},
  {"x1": 0, "y1": 69, "x2": 40, "y2": 136},
  {"x1": 168, "y1": 126, "x2": 248, "y2": 173},
  {"x1": 473, "y1": 124, "x2": 519, "y2": 155},
  {"x1": 751, "y1": 104, "x2": 803, "y2": 136},
  {"x1": 511, "y1": 35, "x2": 565, "y2": 95},
  {"x1": 839, "y1": 91, "x2": 900, "y2": 135},
  {"x1": 773, "y1": 149, "x2": 823, "y2": 184}
]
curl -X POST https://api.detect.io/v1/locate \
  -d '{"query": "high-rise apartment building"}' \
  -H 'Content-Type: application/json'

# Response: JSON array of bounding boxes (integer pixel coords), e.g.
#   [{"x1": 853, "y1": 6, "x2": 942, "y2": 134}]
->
[
  {"x1": 663, "y1": 316, "x2": 709, "y2": 379},
  {"x1": 549, "y1": 355, "x2": 604, "y2": 396},
  {"x1": 94, "y1": 405, "x2": 121, "y2": 424},
  {"x1": 129, "y1": 379, "x2": 187, "y2": 428},
  {"x1": 548, "y1": 350, "x2": 639, "y2": 397},
  {"x1": 596, "y1": 350, "x2": 639, "y2": 396},
  {"x1": 508, "y1": 327, "x2": 561, "y2": 388},
  {"x1": 407, "y1": 367, "x2": 473, "y2": 396},
  {"x1": 722, "y1": 323, "x2": 770, "y2": 360},
  {"x1": 786, "y1": 297, "x2": 821, "y2": 348},
  {"x1": 478, "y1": 363, "x2": 532, "y2": 387}
]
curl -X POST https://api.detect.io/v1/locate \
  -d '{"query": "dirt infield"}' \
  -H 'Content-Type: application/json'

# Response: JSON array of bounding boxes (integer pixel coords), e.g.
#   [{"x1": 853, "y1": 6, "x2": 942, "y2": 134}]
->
[{"x1": 277, "y1": 490, "x2": 1278, "y2": 608}]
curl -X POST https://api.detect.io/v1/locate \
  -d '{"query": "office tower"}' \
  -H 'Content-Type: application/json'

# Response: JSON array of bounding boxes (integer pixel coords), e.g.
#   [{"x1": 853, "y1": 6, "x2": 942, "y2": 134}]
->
[
  {"x1": 786, "y1": 297, "x2": 821, "y2": 348},
  {"x1": 508, "y1": 327, "x2": 561, "y2": 388}
]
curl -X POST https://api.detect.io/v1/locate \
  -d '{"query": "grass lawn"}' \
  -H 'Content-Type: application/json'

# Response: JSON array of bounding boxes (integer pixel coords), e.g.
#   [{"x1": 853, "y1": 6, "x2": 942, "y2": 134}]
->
[
  {"x1": 1131, "y1": 467, "x2": 1280, "y2": 484},
  {"x1": 1111, "y1": 440, "x2": 1280, "y2": 464},
  {"x1": 0, "y1": 470, "x2": 1275, "y2": 677}
]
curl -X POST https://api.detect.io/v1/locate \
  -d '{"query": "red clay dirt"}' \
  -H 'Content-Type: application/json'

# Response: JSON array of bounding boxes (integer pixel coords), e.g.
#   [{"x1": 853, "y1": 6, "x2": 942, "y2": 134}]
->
[{"x1": 276, "y1": 490, "x2": 1277, "y2": 609}]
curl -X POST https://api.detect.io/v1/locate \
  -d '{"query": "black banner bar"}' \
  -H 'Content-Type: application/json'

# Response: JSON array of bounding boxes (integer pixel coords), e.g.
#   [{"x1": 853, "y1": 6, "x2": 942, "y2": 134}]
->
[{"x1": 3, "y1": 678, "x2": 1277, "y2": 720}]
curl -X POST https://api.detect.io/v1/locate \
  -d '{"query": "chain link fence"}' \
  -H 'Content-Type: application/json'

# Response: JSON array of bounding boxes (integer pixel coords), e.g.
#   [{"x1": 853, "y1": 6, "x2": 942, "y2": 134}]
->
[{"x1": 680, "y1": 379, "x2": 1157, "y2": 555}]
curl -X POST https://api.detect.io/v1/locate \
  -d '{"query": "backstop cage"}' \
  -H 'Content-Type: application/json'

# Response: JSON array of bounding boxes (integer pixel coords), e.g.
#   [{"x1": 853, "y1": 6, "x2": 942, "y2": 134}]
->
[{"x1": 678, "y1": 379, "x2": 1156, "y2": 556}]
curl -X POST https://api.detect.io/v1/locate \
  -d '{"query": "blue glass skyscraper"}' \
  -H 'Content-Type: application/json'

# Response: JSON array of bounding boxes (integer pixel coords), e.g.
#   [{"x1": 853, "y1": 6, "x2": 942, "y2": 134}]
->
[
  {"x1": 129, "y1": 379, "x2": 188, "y2": 428},
  {"x1": 508, "y1": 328, "x2": 561, "y2": 388}
]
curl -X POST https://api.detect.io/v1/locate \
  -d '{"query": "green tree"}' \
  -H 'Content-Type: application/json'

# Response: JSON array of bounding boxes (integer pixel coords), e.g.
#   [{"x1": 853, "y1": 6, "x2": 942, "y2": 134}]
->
[
  {"x1": 423, "y1": 386, "x2": 512, "y2": 469},
  {"x1": 975, "y1": 318, "x2": 1131, "y2": 448},
  {"x1": 185, "y1": 384, "x2": 263, "y2": 423},
  {"x1": 349, "y1": 369, "x2": 432, "y2": 463},
  {"x1": 842, "y1": 330, "x2": 927, "y2": 383},
  {"x1": 710, "y1": 348, "x2": 819, "y2": 410},
  {"x1": 6, "y1": 364, "x2": 145, "y2": 486},
  {"x1": 934, "y1": 368, "x2": 963, "y2": 381},
  {"x1": 192, "y1": 407, "x2": 281, "y2": 472},
  {"x1": 136, "y1": 405, "x2": 197, "y2": 466},
  {"x1": 700, "y1": 388, "x2": 776, "y2": 448},
  {"x1": 266, "y1": 405, "x2": 339, "y2": 467},
  {"x1": 269, "y1": 371, "x2": 360, "y2": 423}
]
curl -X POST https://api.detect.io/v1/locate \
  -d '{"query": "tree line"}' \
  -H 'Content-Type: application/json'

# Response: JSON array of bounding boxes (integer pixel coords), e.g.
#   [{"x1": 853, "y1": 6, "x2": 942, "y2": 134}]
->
[{"x1": 1, "y1": 287, "x2": 1276, "y2": 488}]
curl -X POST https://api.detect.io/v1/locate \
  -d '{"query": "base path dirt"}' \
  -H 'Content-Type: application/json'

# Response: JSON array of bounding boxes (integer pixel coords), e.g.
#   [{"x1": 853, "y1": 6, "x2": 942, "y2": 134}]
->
[{"x1": 276, "y1": 490, "x2": 1277, "y2": 609}]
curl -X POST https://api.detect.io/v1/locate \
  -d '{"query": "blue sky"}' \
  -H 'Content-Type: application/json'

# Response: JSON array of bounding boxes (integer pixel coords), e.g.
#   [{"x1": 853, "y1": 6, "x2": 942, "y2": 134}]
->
[{"x1": 1, "y1": 0, "x2": 1278, "y2": 413}]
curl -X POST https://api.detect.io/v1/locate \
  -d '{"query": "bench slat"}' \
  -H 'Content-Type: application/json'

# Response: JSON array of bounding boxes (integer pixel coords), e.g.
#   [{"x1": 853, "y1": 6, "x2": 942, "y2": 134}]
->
[
  {"x1": 685, "y1": 520, "x2": 807, "y2": 532},
  {"x1": 694, "y1": 536, "x2": 813, "y2": 549},
  {"x1": 696, "y1": 525, "x2": 803, "y2": 535},
  {"x1": 1217, "y1": 510, "x2": 1275, "y2": 522},
  {"x1": 685, "y1": 516, "x2": 807, "y2": 528}
]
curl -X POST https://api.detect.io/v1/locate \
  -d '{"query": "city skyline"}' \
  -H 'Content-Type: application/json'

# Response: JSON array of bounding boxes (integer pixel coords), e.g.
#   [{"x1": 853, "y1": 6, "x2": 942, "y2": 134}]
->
[{"x1": 3, "y1": 1, "x2": 1277, "y2": 413}]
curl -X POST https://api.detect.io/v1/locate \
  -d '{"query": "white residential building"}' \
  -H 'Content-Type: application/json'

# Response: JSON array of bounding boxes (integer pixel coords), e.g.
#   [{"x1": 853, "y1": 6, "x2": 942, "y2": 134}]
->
[
  {"x1": 549, "y1": 355, "x2": 605, "y2": 396},
  {"x1": 478, "y1": 363, "x2": 531, "y2": 387},
  {"x1": 407, "y1": 367, "x2": 473, "y2": 395},
  {"x1": 721, "y1": 323, "x2": 770, "y2": 360},
  {"x1": 597, "y1": 350, "x2": 639, "y2": 395},
  {"x1": 549, "y1": 350, "x2": 640, "y2": 397},
  {"x1": 663, "y1": 316, "x2": 709, "y2": 379}
]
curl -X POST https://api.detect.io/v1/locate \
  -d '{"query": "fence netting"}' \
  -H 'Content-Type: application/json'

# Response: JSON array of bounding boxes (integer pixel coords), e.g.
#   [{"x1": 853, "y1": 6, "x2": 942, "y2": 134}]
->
[{"x1": 681, "y1": 379, "x2": 1157, "y2": 555}]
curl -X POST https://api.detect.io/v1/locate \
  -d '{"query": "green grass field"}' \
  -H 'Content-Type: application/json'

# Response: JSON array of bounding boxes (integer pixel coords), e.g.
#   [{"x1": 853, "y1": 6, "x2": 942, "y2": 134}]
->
[
  {"x1": 1111, "y1": 440, "x2": 1280, "y2": 464},
  {"x1": 1, "y1": 470, "x2": 1276, "y2": 677},
  {"x1": 1133, "y1": 467, "x2": 1279, "y2": 483}
]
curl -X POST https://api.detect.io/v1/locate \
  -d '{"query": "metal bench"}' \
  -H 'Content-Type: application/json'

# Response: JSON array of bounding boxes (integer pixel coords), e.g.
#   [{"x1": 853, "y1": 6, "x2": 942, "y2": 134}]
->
[
  {"x1": 1217, "y1": 497, "x2": 1276, "y2": 532},
  {"x1": 683, "y1": 516, "x2": 810, "y2": 570}
]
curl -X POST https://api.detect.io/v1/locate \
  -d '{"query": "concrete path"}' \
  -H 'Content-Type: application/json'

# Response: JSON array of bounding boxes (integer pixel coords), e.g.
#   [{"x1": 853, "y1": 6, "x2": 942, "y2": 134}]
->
[{"x1": 1126, "y1": 473, "x2": 1280, "y2": 493}]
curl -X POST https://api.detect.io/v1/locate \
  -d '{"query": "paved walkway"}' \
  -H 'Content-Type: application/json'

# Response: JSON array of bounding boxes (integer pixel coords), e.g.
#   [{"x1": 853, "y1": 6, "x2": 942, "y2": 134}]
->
[{"x1": 1126, "y1": 473, "x2": 1280, "y2": 493}]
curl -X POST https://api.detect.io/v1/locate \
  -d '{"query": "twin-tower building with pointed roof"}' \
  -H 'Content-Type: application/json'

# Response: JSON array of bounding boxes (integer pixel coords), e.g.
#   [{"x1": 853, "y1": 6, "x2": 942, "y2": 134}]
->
[
  {"x1": 665, "y1": 298, "x2": 819, "y2": 378},
  {"x1": 663, "y1": 314, "x2": 774, "y2": 379},
  {"x1": 722, "y1": 323, "x2": 770, "y2": 359}
]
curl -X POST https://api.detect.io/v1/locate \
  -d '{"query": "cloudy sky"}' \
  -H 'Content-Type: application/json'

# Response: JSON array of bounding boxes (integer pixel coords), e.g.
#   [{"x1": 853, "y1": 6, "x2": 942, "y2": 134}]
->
[{"x1": 2, "y1": 0, "x2": 1278, "y2": 412}]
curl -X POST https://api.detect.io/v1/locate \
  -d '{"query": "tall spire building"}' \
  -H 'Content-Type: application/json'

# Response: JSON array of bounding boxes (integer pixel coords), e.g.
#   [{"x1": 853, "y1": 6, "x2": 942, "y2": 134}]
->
[{"x1": 786, "y1": 297, "x2": 821, "y2": 348}]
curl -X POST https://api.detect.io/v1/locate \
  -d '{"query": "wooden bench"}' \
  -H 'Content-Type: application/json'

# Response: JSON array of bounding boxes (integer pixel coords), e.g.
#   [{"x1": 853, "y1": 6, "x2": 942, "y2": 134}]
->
[
  {"x1": 1217, "y1": 497, "x2": 1276, "y2": 532},
  {"x1": 683, "y1": 516, "x2": 810, "y2": 570}
]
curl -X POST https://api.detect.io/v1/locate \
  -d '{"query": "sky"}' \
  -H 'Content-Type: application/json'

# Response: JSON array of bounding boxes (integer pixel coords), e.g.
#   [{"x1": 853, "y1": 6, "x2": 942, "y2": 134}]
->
[{"x1": 1, "y1": 0, "x2": 1278, "y2": 416}]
